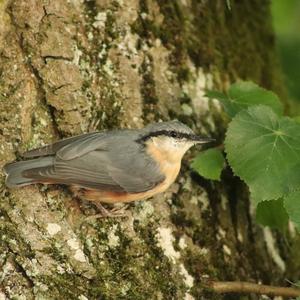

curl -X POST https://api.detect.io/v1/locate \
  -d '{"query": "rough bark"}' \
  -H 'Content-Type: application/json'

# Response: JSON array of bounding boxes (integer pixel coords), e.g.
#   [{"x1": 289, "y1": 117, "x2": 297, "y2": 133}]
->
[{"x1": 0, "y1": 0, "x2": 299, "y2": 299}]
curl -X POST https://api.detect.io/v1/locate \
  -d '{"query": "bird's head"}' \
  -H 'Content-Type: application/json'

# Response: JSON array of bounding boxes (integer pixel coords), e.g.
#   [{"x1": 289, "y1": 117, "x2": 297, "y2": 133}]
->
[{"x1": 139, "y1": 121, "x2": 214, "y2": 161}]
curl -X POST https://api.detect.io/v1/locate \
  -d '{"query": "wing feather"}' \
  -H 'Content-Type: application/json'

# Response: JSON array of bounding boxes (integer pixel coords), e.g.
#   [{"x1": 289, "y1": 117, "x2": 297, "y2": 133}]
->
[
  {"x1": 23, "y1": 132, "x2": 101, "y2": 158},
  {"x1": 23, "y1": 132, "x2": 165, "y2": 193}
]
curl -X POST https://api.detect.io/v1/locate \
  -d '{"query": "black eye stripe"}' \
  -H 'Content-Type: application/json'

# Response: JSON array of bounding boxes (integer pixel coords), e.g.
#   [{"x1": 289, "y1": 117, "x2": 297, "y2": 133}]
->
[{"x1": 137, "y1": 130, "x2": 193, "y2": 143}]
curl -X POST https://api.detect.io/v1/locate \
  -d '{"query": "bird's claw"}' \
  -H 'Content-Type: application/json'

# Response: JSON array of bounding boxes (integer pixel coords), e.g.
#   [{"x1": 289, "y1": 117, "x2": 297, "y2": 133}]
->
[{"x1": 85, "y1": 203, "x2": 129, "y2": 220}]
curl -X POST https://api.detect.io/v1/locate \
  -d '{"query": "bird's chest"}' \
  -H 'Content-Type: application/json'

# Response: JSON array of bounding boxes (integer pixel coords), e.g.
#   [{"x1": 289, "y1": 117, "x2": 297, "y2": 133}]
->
[
  {"x1": 158, "y1": 161, "x2": 181, "y2": 190},
  {"x1": 146, "y1": 143, "x2": 182, "y2": 194}
]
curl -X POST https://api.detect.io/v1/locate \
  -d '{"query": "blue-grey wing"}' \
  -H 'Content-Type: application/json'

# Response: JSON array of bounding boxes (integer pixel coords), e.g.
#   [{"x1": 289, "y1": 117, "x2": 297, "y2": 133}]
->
[
  {"x1": 25, "y1": 135, "x2": 165, "y2": 193},
  {"x1": 23, "y1": 132, "x2": 105, "y2": 158},
  {"x1": 23, "y1": 129, "x2": 138, "y2": 160},
  {"x1": 105, "y1": 141, "x2": 165, "y2": 192}
]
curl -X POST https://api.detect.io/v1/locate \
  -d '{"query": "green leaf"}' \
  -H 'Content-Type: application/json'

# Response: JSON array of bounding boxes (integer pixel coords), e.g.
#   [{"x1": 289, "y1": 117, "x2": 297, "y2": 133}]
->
[
  {"x1": 191, "y1": 148, "x2": 225, "y2": 181},
  {"x1": 225, "y1": 105, "x2": 300, "y2": 203},
  {"x1": 284, "y1": 190, "x2": 300, "y2": 230},
  {"x1": 206, "y1": 81, "x2": 283, "y2": 117},
  {"x1": 256, "y1": 199, "x2": 289, "y2": 230},
  {"x1": 283, "y1": 163, "x2": 300, "y2": 193}
]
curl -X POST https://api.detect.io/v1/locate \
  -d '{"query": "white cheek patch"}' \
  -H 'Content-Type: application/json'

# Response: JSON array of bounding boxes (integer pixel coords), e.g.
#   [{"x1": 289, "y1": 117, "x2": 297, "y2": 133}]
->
[{"x1": 152, "y1": 137, "x2": 191, "y2": 152}]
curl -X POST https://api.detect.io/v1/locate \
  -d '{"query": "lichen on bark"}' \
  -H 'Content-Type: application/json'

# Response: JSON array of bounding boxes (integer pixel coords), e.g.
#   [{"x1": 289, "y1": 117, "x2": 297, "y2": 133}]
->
[{"x1": 0, "y1": 0, "x2": 299, "y2": 299}]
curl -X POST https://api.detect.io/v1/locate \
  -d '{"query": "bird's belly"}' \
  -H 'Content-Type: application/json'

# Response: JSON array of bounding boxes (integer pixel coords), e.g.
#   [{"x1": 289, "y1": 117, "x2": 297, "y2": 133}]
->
[{"x1": 80, "y1": 162, "x2": 181, "y2": 204}]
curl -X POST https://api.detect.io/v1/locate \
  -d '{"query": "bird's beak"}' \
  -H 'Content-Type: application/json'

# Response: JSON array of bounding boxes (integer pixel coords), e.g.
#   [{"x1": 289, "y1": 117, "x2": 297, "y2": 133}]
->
[{"x1": 190, "y1": 135, "x2": 215, "y2": 144}]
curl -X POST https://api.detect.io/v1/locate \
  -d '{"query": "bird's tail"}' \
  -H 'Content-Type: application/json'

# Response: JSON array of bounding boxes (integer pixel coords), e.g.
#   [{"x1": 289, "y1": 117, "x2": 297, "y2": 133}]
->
[{"x1": 3, "y1": 157, "x2": 54, "y2": 188}]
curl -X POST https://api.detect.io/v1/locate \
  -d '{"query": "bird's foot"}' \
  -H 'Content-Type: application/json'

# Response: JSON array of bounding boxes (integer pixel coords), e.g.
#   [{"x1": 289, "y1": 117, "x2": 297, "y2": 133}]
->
[{"x1": 85, "y1": 203, "x2": 129, "y2": 220}]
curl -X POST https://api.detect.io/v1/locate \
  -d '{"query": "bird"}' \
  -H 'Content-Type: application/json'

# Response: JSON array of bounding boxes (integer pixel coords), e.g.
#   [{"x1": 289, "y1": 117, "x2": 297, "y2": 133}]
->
[{"x1": 3, "y1": 121, "x2": 213, "y2": 216}]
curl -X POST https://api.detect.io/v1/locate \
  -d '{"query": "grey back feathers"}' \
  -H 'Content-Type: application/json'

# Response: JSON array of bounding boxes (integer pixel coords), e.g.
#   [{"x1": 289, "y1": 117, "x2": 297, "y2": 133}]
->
[{"x1": 22, "y1": 132, "x2": 106, "y2": 159}]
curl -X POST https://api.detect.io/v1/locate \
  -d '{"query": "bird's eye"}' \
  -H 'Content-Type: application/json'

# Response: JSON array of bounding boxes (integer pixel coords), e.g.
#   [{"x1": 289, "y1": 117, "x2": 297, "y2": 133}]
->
[{"x1": 170, "y1": 131, "x2": 178, "y2": 138}]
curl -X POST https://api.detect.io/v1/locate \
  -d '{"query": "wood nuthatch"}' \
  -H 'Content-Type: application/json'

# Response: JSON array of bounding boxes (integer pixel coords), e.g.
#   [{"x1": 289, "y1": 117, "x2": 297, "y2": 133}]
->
[{"x1": 3, "y1": 121, "x2": 213, "y2": 208}]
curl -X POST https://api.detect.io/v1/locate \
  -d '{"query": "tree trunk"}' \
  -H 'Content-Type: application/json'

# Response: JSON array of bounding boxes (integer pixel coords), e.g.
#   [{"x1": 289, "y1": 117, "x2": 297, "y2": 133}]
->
[{"x1": 0, "y1": 0, "x2": 298, "y2": 299}]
